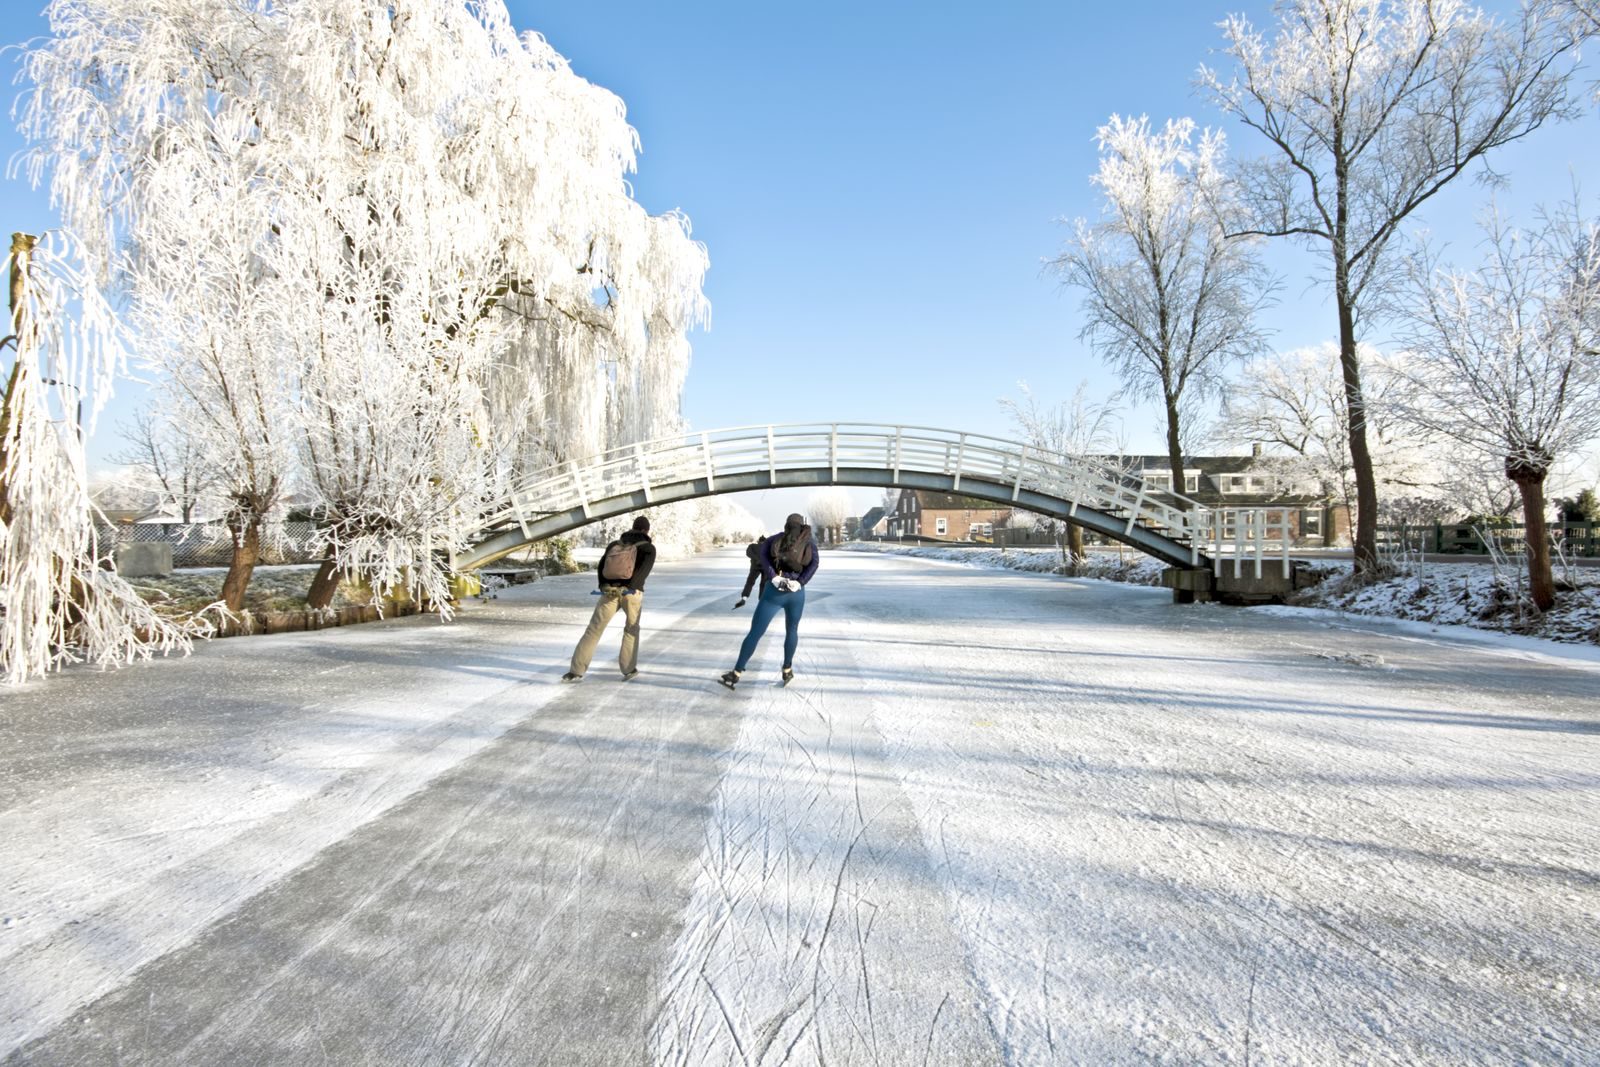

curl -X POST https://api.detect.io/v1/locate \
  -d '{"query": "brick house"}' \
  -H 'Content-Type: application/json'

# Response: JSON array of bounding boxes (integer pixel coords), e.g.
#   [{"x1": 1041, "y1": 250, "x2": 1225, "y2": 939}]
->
[{"x1": 885, "y1": 491, "x2": 1013, "y2": 542}]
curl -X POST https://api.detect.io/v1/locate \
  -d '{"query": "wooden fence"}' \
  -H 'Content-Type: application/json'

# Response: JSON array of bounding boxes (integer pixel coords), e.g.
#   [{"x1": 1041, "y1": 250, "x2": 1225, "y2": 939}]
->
[{"x1": 1377, "y1": 521, "x2": 1598, "y2": 558}]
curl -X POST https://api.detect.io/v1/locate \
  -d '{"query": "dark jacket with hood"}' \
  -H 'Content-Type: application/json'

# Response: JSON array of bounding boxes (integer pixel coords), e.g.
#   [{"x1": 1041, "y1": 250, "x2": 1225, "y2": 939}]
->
[
  {"x1": 740, "y1": 541, "x2": 764, "y2": 598},
  {"x1": 598, "y1": 529, "x2": 656, "y2": 591},
  {"x1": 760, "y1": 521, "x2": 820, "y2": 588}
]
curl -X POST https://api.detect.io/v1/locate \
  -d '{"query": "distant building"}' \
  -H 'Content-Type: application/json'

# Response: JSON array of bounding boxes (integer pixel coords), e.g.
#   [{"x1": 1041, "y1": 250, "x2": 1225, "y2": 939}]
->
[
  {"x1": 1129, "y1": 447, "x2": 1348, "y2": 546},
  {"x1": 886, "y1": 491, "x2": 1012, "y2": 542},
  {"x1": 853, "y1": 506, "x2": 888, "y2": 539}
]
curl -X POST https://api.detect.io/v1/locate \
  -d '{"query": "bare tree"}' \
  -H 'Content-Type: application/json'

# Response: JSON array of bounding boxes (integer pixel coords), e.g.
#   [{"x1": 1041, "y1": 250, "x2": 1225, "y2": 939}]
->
[
  {"x1": 1054, "y1": 115, "x2": 1273, "y2": 498},
  {"x1": 1001, "y1": 381, "x2": 1126, "y2": 563},
  {"x1": 1391, "y1": 201, "x2": 1600, "y2": 610},
  {"x1": 805, "y1": 488, "x2": 850, "y2": 545},
  {"x1": 113, "y1": 405, "x2": 212, "y2": 523},
  {"x1": 1222, "y1": 343, "x2": 1435, "y2": 535},
  {"x1": 1201, "y1": 0, "x2": 1581, "y2": 575}
]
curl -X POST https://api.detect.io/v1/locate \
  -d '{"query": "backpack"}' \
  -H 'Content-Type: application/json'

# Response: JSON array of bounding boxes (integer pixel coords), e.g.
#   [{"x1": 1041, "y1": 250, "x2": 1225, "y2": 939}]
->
[
  {"x1": 773, "y1": 528, "x2": 814, "y2": 573},
  {"x1": 599, "y1": 540, "x2": 638, "y2": 582}
]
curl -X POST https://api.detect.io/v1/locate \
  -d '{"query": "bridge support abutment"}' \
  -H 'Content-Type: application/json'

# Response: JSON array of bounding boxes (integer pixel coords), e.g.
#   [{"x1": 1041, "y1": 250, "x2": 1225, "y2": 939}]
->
[{"x1": 1161, "y1": 564, "x2": 1315, "y2": 606}]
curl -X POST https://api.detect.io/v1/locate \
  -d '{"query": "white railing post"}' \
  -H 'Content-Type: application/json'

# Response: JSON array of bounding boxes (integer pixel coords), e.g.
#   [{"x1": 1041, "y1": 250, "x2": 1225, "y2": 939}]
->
[
  {"x1": 1011, "y1": 446, "x2": 1029, "y2": 500},
  {"x1": 767, "y1": 427, "x2": 777, "y2": 484},
  {"x1": 1123, "y1": 481, "x2": 1146, "y2": 536},
  {"x1": 571, "y1": 461, "x2": 592, "y2": 518},
  {"x1": 952, "y1": 433, "x2": 967, "y2": 491},
  {"x1": 1254, "y1": 510, "x2": 1265, "y2": 579},
  {"x1": 511, "y1": 492, "x2": 532, "y2": 537},
  {"x1": 1234, "y1": 510, "x2": 1245, "y2": 578},
  {"x1": 829, "y1": 425, "x2": 838, "y2": 482},
  {"x1": 892, "y1": 427, "x2": 903, "y2": 482},
  {"x1": 635, "y1": 443, "x2": 654, "y2": 503},
  {"x1": 701, "y1": 432, "x2": 716, "y2": 492}
]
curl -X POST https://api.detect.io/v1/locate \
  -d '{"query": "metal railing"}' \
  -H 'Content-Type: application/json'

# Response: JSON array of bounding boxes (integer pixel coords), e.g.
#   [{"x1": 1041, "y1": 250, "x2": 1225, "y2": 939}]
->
[{"x1": 481, "y1": 423, "x2": 1290, "y2": 575}]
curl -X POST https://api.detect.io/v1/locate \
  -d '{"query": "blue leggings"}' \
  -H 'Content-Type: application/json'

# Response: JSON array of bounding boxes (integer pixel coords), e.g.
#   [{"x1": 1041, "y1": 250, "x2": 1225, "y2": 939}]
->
[{"x1": 735, "y1": 582, "x2": 805, "y2": 671}]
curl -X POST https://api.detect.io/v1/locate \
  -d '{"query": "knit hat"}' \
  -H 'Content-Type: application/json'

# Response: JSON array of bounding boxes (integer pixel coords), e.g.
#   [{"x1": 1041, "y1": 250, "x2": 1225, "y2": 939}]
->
[
  {"x1": 785, "y1": 512, "x2": 804, "y2": 529},
  {"x1": 632, "y1": 516, "x2": 651, "y2": 533}
]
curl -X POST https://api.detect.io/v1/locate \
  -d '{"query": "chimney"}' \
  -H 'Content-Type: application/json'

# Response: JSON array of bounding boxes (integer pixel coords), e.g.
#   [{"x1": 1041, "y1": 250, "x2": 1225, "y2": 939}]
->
[{"x1": 1252, "y1": 442, "x2": 1263, "y2": 459}]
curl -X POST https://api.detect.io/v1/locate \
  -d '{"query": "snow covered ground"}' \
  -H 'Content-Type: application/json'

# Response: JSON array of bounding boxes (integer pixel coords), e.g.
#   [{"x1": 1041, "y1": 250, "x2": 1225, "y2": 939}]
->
[
  {"x1": 844, "y1": 540, "x2": 1600, "y2": 646},
  {"x1": 2, "y1": 549, "x2": 1596, "y2": 1063}
]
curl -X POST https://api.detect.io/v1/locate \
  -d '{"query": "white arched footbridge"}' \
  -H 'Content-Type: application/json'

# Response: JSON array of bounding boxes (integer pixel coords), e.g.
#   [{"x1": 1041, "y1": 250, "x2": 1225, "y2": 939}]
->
[{"x1": 458, "y1": 424, "x2": 1299, "y2": 596}]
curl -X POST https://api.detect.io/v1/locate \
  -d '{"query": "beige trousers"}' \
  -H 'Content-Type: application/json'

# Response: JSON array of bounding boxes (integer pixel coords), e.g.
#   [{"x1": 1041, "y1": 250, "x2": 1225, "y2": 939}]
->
[{"x1": 568, "y1": 587, "x2": 643, "y2": 676}]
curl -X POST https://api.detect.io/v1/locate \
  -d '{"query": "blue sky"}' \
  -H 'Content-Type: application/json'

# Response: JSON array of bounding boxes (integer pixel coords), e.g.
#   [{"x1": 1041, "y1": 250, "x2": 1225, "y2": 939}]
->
[{"x1": 3, "y1": 1, "x2": 1596, "y2": 526}]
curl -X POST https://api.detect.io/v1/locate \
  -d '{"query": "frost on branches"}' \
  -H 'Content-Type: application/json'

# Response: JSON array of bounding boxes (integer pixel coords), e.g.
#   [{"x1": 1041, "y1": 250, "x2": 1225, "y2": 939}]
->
[
  {"x1": 0, "y1": 235, "x2": 192, "y2": 684},
  {"x1": 1054, "y1": 115, "x2": 1271, "y2": 495},
  {"x1": 19, "y1": 0, "x2": 709, "y2": 616},
  {"x1": 1392, "y1": 203, "x2": 1600, "y2": 612},
  {"x1": 1201, "y1": 0, "x2": 1581, "y2": 574}
]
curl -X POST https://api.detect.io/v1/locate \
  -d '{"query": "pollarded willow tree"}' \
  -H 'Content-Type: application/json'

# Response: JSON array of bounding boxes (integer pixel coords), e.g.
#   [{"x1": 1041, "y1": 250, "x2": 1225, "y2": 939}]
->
[
  {"x1": 1201, "y1": 0, "x2": 1581, "y2": 576},
  {"x1": 1391, "y1": 203, "x2": 1600, "y2": 611},
  {"x1": 1, "y1": 233, "x2": 191, "y2": 683},
  {"x1": 1054, "y1": 115, "x2": 1272, "y2": 500},
  {"x1": 20, "y1": 0, "x2": 709, "y2": 614}
]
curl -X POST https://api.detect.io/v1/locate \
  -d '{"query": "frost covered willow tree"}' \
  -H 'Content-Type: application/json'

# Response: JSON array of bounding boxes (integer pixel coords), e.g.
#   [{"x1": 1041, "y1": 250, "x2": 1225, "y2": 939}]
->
[
  {"x1": 20, "y1": 0, "x2": 708, "y2": 613},
  {"x1": 1, "y1": 234, "x2": 190, "y2": 683},
  {"x1": 1392, "y1": 204, "x2": 1600, "y2": 611},
  {"x1": 1201, "y1": 0, "x2": 1581, "y2": 575},
  {"x1": 1053, "y1": 115, "x2": 1271, "y2": 500}
]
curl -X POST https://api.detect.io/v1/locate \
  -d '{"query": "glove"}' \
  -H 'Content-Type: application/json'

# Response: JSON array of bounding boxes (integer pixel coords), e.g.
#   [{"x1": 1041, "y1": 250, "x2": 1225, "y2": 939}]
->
[
  {"x1": 627, "y1": 588, "x2": 641, "y2": 596},
  {"x1": 776, "y1": 577, "x2": 797, "y2": 593},
  {"x1": 734, "y1": 597, "x2": 747, "y2": 608}
]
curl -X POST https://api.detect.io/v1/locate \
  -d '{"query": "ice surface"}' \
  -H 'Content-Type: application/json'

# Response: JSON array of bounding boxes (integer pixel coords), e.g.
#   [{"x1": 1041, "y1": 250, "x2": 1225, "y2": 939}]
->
[{"x1": 2, "y1": 550, "x2": 1595, "y2": 1063}]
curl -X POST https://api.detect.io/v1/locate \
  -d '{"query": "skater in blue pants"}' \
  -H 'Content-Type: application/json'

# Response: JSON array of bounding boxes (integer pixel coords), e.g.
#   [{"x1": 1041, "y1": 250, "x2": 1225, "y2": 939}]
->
[{"x1": 720, "y1": 513, "x2": 818, "y2": 689}]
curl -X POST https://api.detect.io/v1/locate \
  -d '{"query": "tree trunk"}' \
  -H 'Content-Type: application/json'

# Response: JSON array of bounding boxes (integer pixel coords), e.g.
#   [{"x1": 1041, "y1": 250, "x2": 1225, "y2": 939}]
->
[
  {"x1": 305, "y1": 555, "x2": 343, "y2": 610},
  {"x1": 1508, "y1": 459, "x2": 1554, "y2": 613},
  {"x1": 1163, "y1": 393, "x2": 1195, "y2": 603},
  {"x1": 220, "y1": 509, "x2": 261, "y2": 612},
  {"x1": 1335, "y1": 274, "x2": 1380, "y2": 577},
  {"x1": 1065, "y1": 522, "x2": 1084, "y2": 564},
  {"x1": 1163, "y1": 394, "x2": 1185, "y2": 501}
]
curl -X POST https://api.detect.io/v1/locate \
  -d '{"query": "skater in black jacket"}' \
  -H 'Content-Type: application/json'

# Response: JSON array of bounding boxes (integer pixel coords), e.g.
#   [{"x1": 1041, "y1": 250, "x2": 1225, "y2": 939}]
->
[
  {"x1": 720, "y1": 514, "x2": 819, "y2": 689},
  {"x1": 563, "y1": 516, "x2": 655, "y2": 681},
  {"x1": 734, "y1": 541, "x2": 763, "y2": 607}
]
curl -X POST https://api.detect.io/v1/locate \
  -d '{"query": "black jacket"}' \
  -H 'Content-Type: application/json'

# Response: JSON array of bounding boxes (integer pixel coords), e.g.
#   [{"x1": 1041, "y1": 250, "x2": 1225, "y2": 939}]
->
[
  {"x1": 740, "y1": 541, "x2": 763, "y2": 598},
  {"x1": 598, "y1": 530, "x2": 656, "y2": 591}
]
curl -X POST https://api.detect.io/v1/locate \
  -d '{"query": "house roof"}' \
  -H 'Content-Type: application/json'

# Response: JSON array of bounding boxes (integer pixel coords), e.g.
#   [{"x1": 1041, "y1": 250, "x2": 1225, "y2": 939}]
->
[
  {"x1": 913, "y1": 491, "x2": 1011, "y2": 512},
  {"x1": 858, "y1": 506, "x2": 886, "y2": 529}
]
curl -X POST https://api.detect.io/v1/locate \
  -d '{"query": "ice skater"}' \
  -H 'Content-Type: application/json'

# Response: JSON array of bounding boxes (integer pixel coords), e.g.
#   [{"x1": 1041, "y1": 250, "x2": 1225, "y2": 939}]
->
[
  {"x1": 563, "y1": 516, "x2": 655, "y2": 682},
  {"x1": 733, "y1": 540, "x2": 762, "y2": 608},
  {"x1": 720, "y1": 513, "x2": 818, "y2": 689}
]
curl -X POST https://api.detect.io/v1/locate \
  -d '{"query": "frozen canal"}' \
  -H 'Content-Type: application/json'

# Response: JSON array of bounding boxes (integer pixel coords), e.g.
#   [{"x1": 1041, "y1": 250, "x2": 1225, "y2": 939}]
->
[{"x1": 2, "y1": 548, "x2": 1596, "y2": 1065}]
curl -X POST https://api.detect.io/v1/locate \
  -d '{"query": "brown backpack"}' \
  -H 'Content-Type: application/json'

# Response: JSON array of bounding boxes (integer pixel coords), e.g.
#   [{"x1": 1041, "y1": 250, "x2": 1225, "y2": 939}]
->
[{"x1": 599, "y1": 540, "x2": 638, "y2": 582}]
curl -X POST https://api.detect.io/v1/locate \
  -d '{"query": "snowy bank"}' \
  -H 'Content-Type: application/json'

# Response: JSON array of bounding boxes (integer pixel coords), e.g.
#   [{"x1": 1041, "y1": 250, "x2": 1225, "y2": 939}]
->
[
  {"x1": 841, "y1": 541, "x2": 1600, "y2": 647},
  {"x1": 839, "y1": 541, "x2": 1169, "y2": 586},
  {"x1": 1290, "y1": 560, "x2": 1600, "y2": 646}
]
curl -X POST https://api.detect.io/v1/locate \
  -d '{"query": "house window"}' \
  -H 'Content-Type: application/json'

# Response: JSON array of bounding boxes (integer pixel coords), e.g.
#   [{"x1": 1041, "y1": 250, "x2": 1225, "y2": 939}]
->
[
  {"x1": 1184, "y1": 473, "x2": 1200, "y2": 493},
  {"x1": 1145, "y1": 472, "x2": 1171, "y2": 491},
  {"x1": 1222, "y1": 475, "x2": 1248, "y2": 493},
  {"x1": 1247, "y1": 475, "x2": 1273, "y2": 493},
  {"x1": 1302, "y1": 509, "x2": 1322, "y2": 537},
  {"x1": 935, "y1": 517, "x2": 947, "y2": 536}
]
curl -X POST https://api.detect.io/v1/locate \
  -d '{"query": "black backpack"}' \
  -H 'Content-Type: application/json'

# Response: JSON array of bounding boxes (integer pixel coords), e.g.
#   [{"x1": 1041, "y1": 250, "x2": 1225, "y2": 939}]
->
[
  {"x1": 599, "y1": 540, "x2": 638, "y2": 581},
  {"x1": 773, "y1": 528, "x2": 814, "y2": 573}
]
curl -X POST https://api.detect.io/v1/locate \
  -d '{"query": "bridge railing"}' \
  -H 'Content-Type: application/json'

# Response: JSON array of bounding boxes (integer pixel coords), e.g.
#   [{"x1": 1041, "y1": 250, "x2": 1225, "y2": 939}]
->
[{"x1": 483, "y1": 423, "x2": 1290, "y2": 576}]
